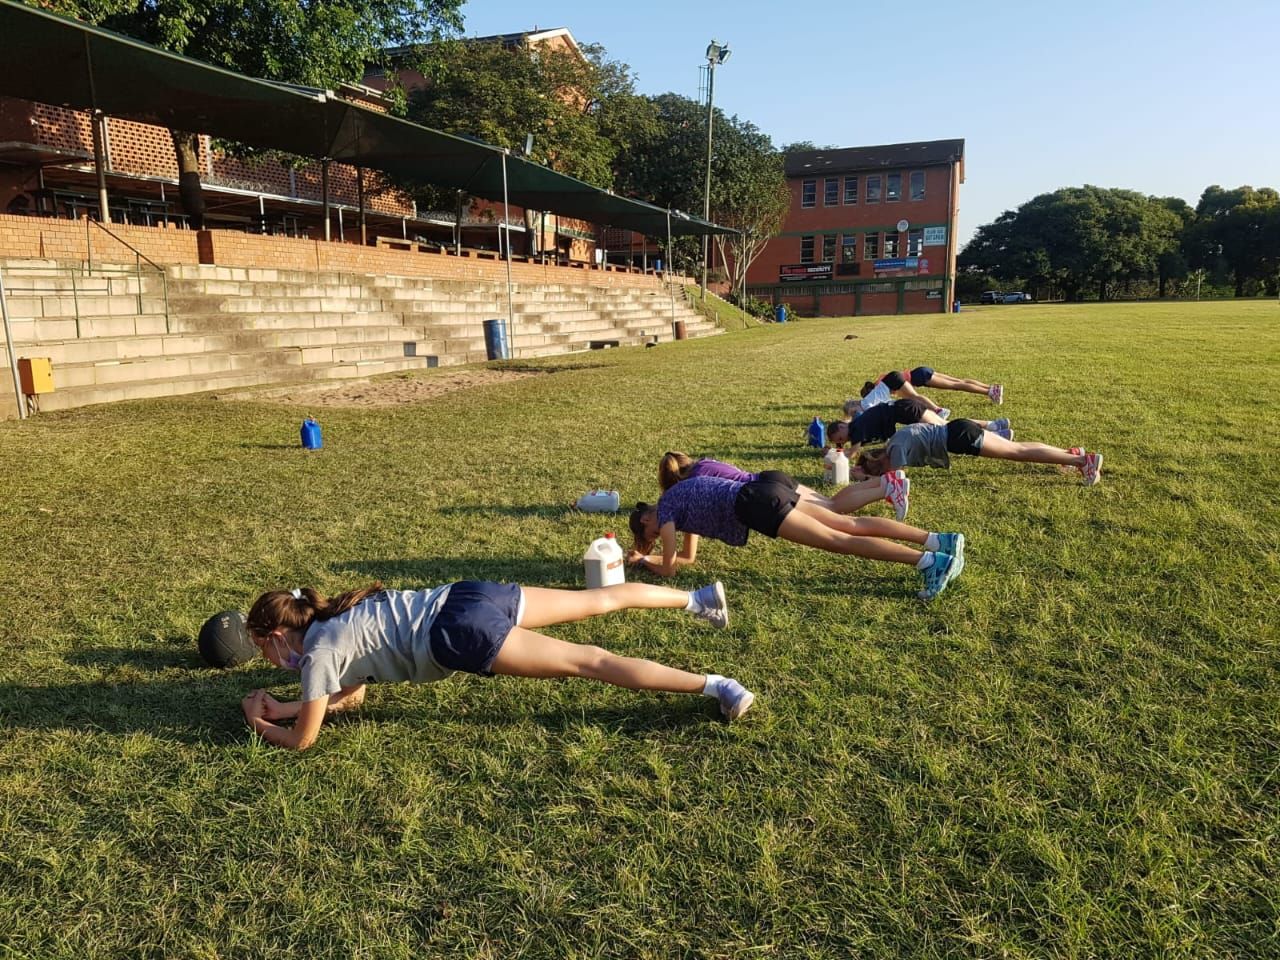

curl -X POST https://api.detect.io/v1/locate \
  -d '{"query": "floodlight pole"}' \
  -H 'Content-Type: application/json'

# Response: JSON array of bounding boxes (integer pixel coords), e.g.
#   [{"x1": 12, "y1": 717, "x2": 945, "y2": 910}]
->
[
  {"x1": 501, "y1": 150, "x2": 515, "y2": 355},
  {"x1": 90, "y1": 112, "x2": 110, "y2": 224},
  {"x1": 667, "y1": 210, "x2": 676, "y2": 335},
  {"x1": 701, "y1": 40, "x2": 728, "y2": 299},
  {"x1": 321, "y1": 160, "x2": 331, "y2": 242}
]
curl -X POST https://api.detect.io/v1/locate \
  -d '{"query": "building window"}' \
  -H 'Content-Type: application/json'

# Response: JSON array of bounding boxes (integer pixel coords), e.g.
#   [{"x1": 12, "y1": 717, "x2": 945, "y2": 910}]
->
[
  {"x1": 800, "y1": 235, "x2": 815, "y2": 263},
  {"x1": 910, "y1": 170, "x2": 925, "y2": 201},
  {"x1": 822, "y1": 234, "x2": 836, "y2": 262},
  {"x1": 840, "y1": 234, "x2": 857, "y2": 261},
  {"x1": 908, "y1": 228, "x2": 924, "y2": 256},
  {"x1": 824, "y1": 178, "x2": 839, "y2": 206},
  {"x1": 843, "y1": 176, "x2": 858, "y2": 204},
  {"x1": 864, "y1": 232, "x2": 879, "y2": 260},
  {"x1": 866, "y1": 175, "x2": 881, "y2": 203},
  {"x1": 886, "y1": 173, "x2": 902, "y2": 202},
  {"x1": 801, "y1": 180, "x2": 816, "y2": 208},
  {"x1": 884, "y1": 232, "x2": 900, "y2": 257}
]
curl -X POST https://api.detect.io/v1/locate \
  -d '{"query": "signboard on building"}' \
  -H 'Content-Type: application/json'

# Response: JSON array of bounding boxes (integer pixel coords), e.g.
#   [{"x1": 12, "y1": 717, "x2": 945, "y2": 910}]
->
[
  {"x1": 923, "y1": 226, "x2": 947, "y2": 246},
  {"x1": 925, "y1": 290, "x2": 943, "y2": 300},
  {"x1": 779, "y1": 263, "x2": 833, "y2": 282},
  {"x1": 873, "y1": 258, "x2": 908, "y2": 272}
]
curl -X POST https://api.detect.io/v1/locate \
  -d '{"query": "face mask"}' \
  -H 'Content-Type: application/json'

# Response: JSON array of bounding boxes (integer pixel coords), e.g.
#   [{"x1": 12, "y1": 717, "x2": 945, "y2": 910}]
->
[{"x1": 271, "y1": 634, "x2": 302, "y2": 671}]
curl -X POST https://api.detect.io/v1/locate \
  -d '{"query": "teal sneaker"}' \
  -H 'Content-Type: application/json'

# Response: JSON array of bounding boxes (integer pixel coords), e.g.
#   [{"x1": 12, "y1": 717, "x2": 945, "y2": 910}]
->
[
  {"x1": 935, "y1": 532, "x2": 965, "y2": 563},
  {"x1": 918, "y1": 552, "x2": 962, "y2": 600}
]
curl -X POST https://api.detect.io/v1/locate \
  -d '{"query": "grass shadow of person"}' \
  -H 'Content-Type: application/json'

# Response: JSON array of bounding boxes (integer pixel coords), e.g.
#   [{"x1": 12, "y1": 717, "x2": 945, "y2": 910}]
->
[{"x1": 333, "y1": 556, "x2": 582, "y2": 590}]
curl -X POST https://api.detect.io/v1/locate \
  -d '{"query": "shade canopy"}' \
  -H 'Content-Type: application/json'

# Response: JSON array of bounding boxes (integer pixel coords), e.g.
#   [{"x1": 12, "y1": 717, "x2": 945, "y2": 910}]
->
[{"x1": 0, "y1": 0, "x2": 732, "y2": 238}]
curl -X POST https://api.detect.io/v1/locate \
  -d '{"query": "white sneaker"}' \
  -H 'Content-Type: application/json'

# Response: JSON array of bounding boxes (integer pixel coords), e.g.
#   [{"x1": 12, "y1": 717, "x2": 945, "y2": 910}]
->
[
  {"x1": 717, "y1": 678, "x2": 755, "y2": 721},
  {"x1": 885, "y1": 473, "x2": 911, "y2": 521},
  {"x1": 691, "y1": 581, "x2": 729, "y2": 629},
  {"x1": 1082, "y1": 452, "x2": 1103, "y2": 486},
  {"x1": 989, "y1": 384, "x2": 1004, "y2": 405}
]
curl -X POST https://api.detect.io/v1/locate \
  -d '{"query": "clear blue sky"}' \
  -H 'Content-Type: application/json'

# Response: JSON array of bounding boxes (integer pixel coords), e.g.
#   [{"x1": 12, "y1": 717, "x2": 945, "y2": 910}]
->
[{"x1": 458, "y1": 0, "x2": 1279, "y2": 245}]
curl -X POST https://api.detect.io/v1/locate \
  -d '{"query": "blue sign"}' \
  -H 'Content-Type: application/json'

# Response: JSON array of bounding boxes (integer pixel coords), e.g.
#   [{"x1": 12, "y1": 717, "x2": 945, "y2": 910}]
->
[{"x1": 873, "y1": 258, "x2": 908, "y2": 271}]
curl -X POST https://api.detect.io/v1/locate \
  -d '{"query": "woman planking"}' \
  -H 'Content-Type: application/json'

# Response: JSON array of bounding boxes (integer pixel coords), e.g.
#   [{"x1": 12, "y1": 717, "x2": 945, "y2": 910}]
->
[
  {"x1": 236, "y1": 579, "x2": 755, "y2": 750},
  {"x1": 659, "y1": 450, "x2": 911, "y2": 520},
  {"x1": 853, "y1": 420, "x2": 1103, "y2": 485},
  {"x1": 847, "y1": 365, "x2": 1004, "y2": 418},
  {"x1": 628, "y1": 471, "x2": 964, "y2": 600},
  {"x1": 825, "y1": 399, "x2": 1011, "y2": 453}
]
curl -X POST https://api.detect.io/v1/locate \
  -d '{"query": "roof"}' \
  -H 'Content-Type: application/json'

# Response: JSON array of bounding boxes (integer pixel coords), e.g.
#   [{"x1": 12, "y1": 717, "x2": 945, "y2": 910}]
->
[
  {"x1": 0, "y1": 1, "x2": 729, "y2": 238},
  {"x1": 785, "y1": 139, "x2": 965, "y2": 178}
]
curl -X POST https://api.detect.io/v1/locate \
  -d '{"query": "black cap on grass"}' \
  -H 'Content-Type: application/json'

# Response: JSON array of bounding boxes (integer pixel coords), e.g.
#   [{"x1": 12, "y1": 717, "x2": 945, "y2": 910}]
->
[{"x1": 197, "y1": 610, "x2": 255, "y2": 668}]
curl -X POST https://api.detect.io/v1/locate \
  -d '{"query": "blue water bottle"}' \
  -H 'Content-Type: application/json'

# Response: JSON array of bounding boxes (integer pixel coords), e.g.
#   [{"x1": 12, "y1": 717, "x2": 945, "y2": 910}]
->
[
  {"x1": 807, "y1": 416, "x2": 826, "y2": 448},
  {"x1": 300, "y1": 417, "x2": 323, "y2": 450}
]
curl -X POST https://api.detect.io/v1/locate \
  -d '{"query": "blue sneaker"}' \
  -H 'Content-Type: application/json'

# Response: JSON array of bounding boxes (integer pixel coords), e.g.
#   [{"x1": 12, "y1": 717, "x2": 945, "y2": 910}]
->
[
  {"x1": 989, "y1": 417, "x2": 1010, "y2": 432},
  {"x1": 918, "y1": 551, "x2": 962, "y2": 600},
  {"x1": 717, "y1": 678, "x2": 755, "y2": 721},
  {"x1": 937, "y1": 406, "x2": 951, "y2": 421},
  {"x1": 691, "y1": 581, "x2": 729, "y2": 629},
  {"x1": 935, "y1": 532, "x2": 965, "y2": 563}
]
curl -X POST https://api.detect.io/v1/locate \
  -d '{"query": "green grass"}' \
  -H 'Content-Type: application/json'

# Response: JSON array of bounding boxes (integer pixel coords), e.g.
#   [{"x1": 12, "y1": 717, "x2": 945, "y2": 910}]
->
[{"x1": 1, "y1": 301, "x2": 1277, "y2": 959}]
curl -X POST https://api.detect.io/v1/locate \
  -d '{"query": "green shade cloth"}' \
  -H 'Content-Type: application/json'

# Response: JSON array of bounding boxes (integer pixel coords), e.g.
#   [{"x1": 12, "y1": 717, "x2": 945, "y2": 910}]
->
[{"x1": 0, "y1": 0, "x2": 732, "y2": 238}]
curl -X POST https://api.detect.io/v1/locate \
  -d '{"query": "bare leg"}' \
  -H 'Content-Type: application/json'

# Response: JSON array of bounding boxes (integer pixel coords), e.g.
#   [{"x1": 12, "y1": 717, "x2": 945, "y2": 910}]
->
[
  {"x1": 828, "y1": 477, "x2": 889, "y2": 513},
  {"x1": 520, "y1": 584, "x2": 690, "y2": 630},
  {"x1": 921, "y1": 409, "x2": 947, "y2": 425},
  {"x1": 490, "y1": 627, "x2": 704, "y2": 692},
  {"x1": 795, "y1": 482, "x2": 836, "y2": 511},
  {"x1": 778, "y1": 507, "x2": 923, "y2": 565},
  {"x1": 977, "y1": 433, "x2": 1086, "y2": 466},
  {"x1": 925, "y1": 371, "x2": 992, "y2": 395},
  {"x1": 794, "y1": 498, "x2": 928, "y2": 544},
  {"x1": 897, "y1": 382, "x2": 944, "y2": 413}
]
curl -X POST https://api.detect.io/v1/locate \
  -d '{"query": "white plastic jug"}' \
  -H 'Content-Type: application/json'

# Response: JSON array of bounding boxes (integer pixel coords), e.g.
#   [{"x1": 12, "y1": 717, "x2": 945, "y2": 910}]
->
[
  {"x1": 575, "y1": 489, "x2": 621, "y2": 513},
  {"x1": 823, "y1": 446, "x2": 840, "y2": 484},
  {"x1": 584, "y1": 532, "x2": 625, "y2": 589},
  {"x1": 832, "y1": 447, "x2": 850, "y2": 485}
]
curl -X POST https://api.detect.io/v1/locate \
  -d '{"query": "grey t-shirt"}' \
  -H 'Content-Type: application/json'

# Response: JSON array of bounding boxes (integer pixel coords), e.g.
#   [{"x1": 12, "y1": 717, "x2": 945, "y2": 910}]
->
[
  {"x1": 887, "y1": 422, "x2": 951, "y2": 470},
  {"x1": 298, "y1": 587, "x2": 454, "y2": 702}
]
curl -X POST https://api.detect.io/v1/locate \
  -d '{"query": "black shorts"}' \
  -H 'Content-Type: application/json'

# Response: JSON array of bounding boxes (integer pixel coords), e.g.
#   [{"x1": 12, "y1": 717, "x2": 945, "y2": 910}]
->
[
  {"x1": 880, "y1": 366, "x2": 934, "y2": 390},
  {"x1": 945, "y1": 419, "x2": 986, "y2": 457},
  {"x1": 428, "y1": 580, "x2": 523, "y2": 675},
  {"x1": 733, "y1": 470, "x2": 800, "y2": 538},
  {"x1": 893, "y1": 396, "x2": 931, "y2": 424}
]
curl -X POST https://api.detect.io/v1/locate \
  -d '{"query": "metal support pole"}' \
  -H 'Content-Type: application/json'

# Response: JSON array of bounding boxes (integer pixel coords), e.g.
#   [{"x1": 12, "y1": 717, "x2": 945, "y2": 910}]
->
[
  {"x1": 357, "y1": 166, "x2": 367, "y2": 245},
  {"x1": 701, "y1": 64, "x2": 716, "y2": 298},
  {"x1": 1, "y1": 273, "x2": 27, "y2": 419},
  {"x1": 337, "y1": 206, "x2": 344, "y2": 243},
  {"x1": 321, "y1": 159, "x2": 331, "y2": 241},
  {"x1": 501, "y1": 152, "x2": 515, "y2": 355},
  {"x1": 91, "y1": 112, "x2": 110, "y2": 224},
  {"x1": 667, "y1": 211, "x2": 676, "y2": 336}
]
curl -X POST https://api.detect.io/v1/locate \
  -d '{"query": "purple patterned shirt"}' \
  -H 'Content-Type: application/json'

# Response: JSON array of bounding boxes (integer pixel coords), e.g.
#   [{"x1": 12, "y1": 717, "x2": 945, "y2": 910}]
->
[
  {"x1": 688, "y1": 459, "x2": 757, "y2": 484},
  {"x1": 656, "y1": 476, "x2": 749, "y2": 546}
]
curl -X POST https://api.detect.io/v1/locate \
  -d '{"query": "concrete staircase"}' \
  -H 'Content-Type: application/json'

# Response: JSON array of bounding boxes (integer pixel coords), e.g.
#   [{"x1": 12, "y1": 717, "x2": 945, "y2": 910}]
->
[{"x1": 1, "y1": 259, "x2": 719, "y2": 416}]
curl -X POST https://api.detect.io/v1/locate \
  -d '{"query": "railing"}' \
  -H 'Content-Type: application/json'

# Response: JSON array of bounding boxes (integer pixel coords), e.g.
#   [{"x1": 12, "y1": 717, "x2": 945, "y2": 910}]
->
[{"x1": 86, "y1": 217, "x2": 171, "y2": 331}]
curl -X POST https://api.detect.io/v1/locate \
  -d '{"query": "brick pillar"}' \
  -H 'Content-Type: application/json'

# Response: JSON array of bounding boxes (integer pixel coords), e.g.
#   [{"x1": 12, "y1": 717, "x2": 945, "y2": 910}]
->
[{"x1": 197, "y1": 230, "x2": 215, "y2": 264}]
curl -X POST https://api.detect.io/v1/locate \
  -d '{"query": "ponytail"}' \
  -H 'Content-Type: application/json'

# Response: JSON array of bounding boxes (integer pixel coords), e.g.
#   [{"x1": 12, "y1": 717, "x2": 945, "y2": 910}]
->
[
  {"x1": 246, "y1": 582, "x2": 384, "y2": 637},
  {"x1": 860, "y1": 380, "x2": 875, "y2": 398},
  {"x1": 856, "y1": 448, "x2": 890, "y2": 477},
  {"x1": 629, "y1": 502, "x2": 656, "y2": 553},
  {"x1": 658, "y1": 451, "x2": 695, "y2": 491}
]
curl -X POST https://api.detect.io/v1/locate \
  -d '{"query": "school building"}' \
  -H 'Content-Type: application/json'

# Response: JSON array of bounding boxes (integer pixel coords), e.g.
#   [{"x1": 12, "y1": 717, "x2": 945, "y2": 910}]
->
[{"x1": 748, "y1": 139, "x2": 964, "y2": 317}]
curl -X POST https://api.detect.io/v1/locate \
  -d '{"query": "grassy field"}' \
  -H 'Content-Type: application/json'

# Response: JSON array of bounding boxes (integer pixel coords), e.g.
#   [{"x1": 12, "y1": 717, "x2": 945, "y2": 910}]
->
[{"x1": 1, "y1": 300, "x2": 1277, "y2": 959}]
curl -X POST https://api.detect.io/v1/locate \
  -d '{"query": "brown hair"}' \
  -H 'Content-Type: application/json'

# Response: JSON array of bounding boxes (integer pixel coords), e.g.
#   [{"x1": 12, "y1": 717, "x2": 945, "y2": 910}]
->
[
  {"x1": 855, "y1": 448, "x2": 891, "y2": 477},
  {"x1": 246, "y1": 583, "x2": 385, "y2": 638},
  {"x1": 629, "y1": 502, "x2": 657, "y2": 553},
  {"x1": 860, "y1": 380, "x2": 876, "y2": 398},
  {"x1": 828, "y1": 420, "x2": 852, "y2": 445},
  {"x1": 658, "y1": 451, "x2": 696, "y2": 491}
]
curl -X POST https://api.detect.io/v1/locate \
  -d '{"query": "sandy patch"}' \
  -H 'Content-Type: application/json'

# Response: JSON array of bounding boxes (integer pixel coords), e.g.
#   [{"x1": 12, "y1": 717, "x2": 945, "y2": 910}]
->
[{"x1": 225, "y1": 369, "x2": 541, "y2": 408}]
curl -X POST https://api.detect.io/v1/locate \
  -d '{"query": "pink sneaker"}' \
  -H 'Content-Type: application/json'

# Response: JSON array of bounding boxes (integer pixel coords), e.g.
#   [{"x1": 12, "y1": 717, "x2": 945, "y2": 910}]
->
[
  {"x1": 989, "y1": 384, "x2": 1004, "y2": 405},
  {"x1": 884, "y1": 471, "x2": 911, "y2": 520},
  {"x1": 1082, "y1": 452, "x2": 1103, "y2": 486}
]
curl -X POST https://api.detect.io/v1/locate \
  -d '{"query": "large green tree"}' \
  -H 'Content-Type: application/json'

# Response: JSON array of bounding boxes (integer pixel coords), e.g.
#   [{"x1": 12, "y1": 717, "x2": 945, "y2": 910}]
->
[
  {"x1": 961, "y1": 186, "x2": 1183, "y2": 301},
  {"x1": 1184, "y1": 185, "x2": 1280, "y2": 296},
  {"x1": 613, "y1": 93, "x2": 788, "y2": 286},
  {"x1": 34, "y1": 0, "x2": 464, "y2": 226}
]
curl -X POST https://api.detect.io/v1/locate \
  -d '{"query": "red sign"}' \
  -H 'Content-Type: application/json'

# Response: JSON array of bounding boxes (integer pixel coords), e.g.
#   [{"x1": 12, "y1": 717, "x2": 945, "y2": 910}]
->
[{"x1": 779, "y1": 263, "x2": 833, "y2": 282}]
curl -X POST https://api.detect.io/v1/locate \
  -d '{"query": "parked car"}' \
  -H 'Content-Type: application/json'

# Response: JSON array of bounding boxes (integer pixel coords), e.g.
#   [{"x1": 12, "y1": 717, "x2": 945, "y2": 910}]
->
[
  {"x1": 1003, "y1": 291, "x2": 1031, "y2": 303},
  {"x1": 980, "y1": 290, "x2": 1003, "y2": 304}
]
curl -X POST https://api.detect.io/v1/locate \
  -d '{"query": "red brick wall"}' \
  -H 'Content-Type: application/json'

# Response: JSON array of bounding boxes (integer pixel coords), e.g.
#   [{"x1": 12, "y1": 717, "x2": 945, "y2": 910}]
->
[{"x1": 0, "y1": 213, "x2": 200, "y2": 263}]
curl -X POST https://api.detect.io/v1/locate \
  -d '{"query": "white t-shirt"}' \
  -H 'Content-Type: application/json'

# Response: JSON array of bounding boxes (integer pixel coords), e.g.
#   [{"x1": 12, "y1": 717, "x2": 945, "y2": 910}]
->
[
  {"x1": 298, "y1": 587, "x2": 454, "y2": 702},
  {"x1": 859, "y1": 380, "x2": 893, "y2": 411}
]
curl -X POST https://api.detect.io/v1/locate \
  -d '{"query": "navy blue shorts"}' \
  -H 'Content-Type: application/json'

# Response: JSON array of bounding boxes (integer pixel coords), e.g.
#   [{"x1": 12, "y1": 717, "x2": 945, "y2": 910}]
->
[
  {"x1": 909, "y1": 365, "x2": 935, "y2": 387},
  {"x1": 428, "y1": 581, "x2": 523, "y2": 676}
]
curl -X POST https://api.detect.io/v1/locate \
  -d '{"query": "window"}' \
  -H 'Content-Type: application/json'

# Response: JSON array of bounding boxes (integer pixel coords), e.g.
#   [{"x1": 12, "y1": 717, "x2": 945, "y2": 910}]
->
[
  {"x1": 864, "y1": 232, "x2": 879, "y2": 260},
  {"x1": 908, "y1": 228, "x2": 924, "y2": 256},
  {"x1": 866, "y1": 175, "x2": 881, "y2": 203},
  {"x1": 886, "y1": 173, "x2": 902, "y2": 202},
  {"x1": 910, "y1": 170, "x2": 925, "y2": 201},
  {"x1": 822, "y1": 234, "x2": 836, "y2": 262},
  {"x1": 883, "y1": 232, "x2": 900, "y2": 257},
  {"x1": 800, "y1": 235, "x2": 815, "y2": 263},
  {"x1": 843, "y1": 176, "x2": 858, "y2": 204},
  {"x1": 840, "y1": 234, "x2": 857, "y2": 262},
  {"x1": 801, "y1": 179, "x2": 816, "y2": 208},
  {"x1": 824, "y1": 178, "x2": 839, "y2": 206}
]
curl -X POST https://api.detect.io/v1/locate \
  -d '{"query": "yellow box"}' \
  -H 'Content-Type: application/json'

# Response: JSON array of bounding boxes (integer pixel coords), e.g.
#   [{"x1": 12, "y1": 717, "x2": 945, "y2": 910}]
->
[{"x1": 18, "y1": 357, "x2": 54, "y2": 395}]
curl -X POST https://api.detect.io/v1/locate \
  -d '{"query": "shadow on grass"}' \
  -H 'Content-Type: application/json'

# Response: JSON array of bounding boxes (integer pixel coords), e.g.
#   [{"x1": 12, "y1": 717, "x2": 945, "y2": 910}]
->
[
  {"x1": 720, "y1": 444, "x2": 819, "y2": 465},
  {"x1": 238, "y1": 442, "x2": 305, "y2": 451},
  {"x1": 434, "y1": 504, "x2": 567, "y2": 521},
  {"x1": 335, "y1": 556, "x2": 582, "y2": 589}
]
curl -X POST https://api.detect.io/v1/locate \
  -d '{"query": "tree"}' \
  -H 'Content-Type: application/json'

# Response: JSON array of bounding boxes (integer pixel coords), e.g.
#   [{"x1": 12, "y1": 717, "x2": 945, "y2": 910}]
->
[
  {"x1": 34, "y1": 1, "x2": 464, "y2": 227},
  {"x1": 1185, "y1": 185, "x2": 1280, "y2": 296}
]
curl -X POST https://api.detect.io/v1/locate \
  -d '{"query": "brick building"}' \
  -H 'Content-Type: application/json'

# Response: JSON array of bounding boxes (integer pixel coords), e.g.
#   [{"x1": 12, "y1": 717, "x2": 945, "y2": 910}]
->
[
  {"x1": 748, "y1": 139, "x2": 964, "y2": 317},
  {"x1": 0, "y1": 27, "x2": 600, "y2": 260}
]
